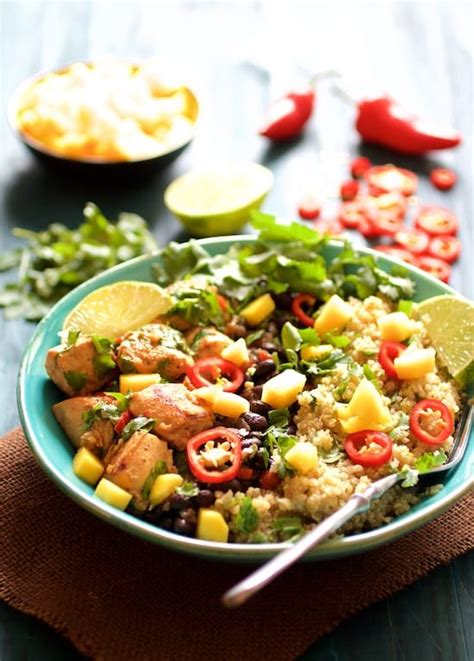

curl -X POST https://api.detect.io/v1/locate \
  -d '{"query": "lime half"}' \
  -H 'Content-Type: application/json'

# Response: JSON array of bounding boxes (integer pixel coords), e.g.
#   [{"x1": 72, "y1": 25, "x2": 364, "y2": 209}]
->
[
  {"x1": 63, "y1": 281, "x2": 172, "y2": 339},
  {"x1": 164, "y1": 162, "x2": 273, "y2": 237},
  {"x1": 417, "y1": 295, "x2": 474, "y2": 394}
]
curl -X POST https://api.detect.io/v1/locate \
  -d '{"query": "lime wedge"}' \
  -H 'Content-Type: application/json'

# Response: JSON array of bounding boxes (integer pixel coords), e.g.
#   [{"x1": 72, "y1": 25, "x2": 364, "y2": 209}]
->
[
  {"x1": 417, "y1": 295, "x2": 474, "y2": 394},
  {"x1": 63, "y1": 281, "x2": 172, "y2": 339},
  {"x1": 164, "y1": 162, "x2": 273, "y2": 237}
]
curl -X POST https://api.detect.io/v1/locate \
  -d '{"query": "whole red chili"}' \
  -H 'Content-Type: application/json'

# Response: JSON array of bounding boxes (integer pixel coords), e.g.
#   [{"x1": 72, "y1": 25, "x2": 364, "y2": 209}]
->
[
  {"x1": 378, "y1": 341, "x2": 406, "y2": 379},
  {"x1": 355, "y1": 96, "x2": 461, "y2": 155},
  {"x1": 292, "y1": 293, "x2": 317, "y2": 327},
  {"x1": 340, "y1": 180, "x2": 359, "y2": 201},
  {"x1": 259, "y1": 87, "x2": 315, "y2": 141},
  {"x1": 409, "y1": 399, "x2": 454, "y2": 446},
  {"x1": 430, "y1": 168, "x2": 457, "y2": 191}
]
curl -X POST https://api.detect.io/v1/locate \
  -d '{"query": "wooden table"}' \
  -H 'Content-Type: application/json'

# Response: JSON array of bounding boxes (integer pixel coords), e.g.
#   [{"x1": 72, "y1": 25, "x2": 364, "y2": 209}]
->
[{"x1": 1, "y1": 1, "x2": 472, "y2": 659}]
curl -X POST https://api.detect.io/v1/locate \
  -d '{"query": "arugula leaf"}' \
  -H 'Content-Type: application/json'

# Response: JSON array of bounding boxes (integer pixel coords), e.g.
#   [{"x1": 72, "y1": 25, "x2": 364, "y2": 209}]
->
[
  {"x1": 64, "y1": 371, "x2": 87, "y2": 392},
  {"x1": 121, "y1": 416, "x2": 156, "y2": 441},
  {"x1": 273, "y1": 516, "x2": 303, "y2": 540},
  {"x1": 142, "y1": 460, "x2": 168, "y2": 500},
  {"x1": 415, "y1": 449, "x2": 447, "y2": 473},
  {"x1": 235, "y1": 497, "x2": 260, "y2": 534}
]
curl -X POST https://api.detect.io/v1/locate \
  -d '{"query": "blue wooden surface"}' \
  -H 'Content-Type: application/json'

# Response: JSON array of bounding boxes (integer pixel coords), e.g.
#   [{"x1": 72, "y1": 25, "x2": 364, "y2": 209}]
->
[{"x1": 1, "y1": 1, "x2": 473, "y2": 659}]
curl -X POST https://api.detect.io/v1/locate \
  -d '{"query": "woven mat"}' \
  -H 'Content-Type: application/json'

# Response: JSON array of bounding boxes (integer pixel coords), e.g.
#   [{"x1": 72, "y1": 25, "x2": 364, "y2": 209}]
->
[{"x1": 1, "y1": 428, "x2": 472, "y2": 661}]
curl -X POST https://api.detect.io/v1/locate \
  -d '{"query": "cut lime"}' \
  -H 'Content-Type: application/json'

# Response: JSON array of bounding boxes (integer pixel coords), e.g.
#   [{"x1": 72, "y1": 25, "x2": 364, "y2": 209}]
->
[
  {"x1": 417, "y1": 295, "x2": 474, "y2": 394},
  {"x1": 164, "y1": 161, "x2": 273, "y2": 237},
  {"x1": 63, "y1": 281, "x2": 172, "y2": 339}
]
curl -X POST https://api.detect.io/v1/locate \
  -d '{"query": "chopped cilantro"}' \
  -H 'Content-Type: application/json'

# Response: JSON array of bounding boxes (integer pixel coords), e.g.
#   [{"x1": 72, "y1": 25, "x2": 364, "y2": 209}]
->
[
  {"x1": 176, "y1": 482, "x2": 200, "y2": 497},
  {"x1": 273, "y1": 516, "x2": 304, "y2": 541},
  {"x1": 235, "y1": 497, "x2": 260, "y2": 534},
  {"x1": 400, "y1": 467, "x2": 419, "y2": 488},
  {"x1": 281, "y1": 321, "x2": 302, "y2": 352},
  {"x1": 64, "y1": 370, "x2": 87, "y2": 392},
  {"x1": 363, "y1": 364, "x2": 382, "y2": 391},
  {"x1": 122, "y1": 416, "x2": 156, "y2": 441},
  {"x1": 142, "y1": 461, "x2": 168, "y2": 500},
  {"x1": 415, "y1": 449, "x2": 447, "y2": 473},
  {"x1": 245, "y1": 329, "x2": 265, "y2": 346}
]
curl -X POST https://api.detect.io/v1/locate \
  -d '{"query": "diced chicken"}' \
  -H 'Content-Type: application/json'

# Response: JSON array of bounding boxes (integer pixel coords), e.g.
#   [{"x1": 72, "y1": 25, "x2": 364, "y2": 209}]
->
[
  {"x1": 117, "y1": 323, "x2": 192, "y2": 380},
  {"x1": 129, "y1": 383, "x2": 214, "y2": 450},
  {"x1": 45, "y1": 337, "x2": 115, "y2": 397},
  {"x1": 105, "y1": 431, "x2": 173, "y2": 501},
  {"x1": 52, "y1": 396, "x2": 114, "y2": 449},
  {"x1": 185, "y1": 326, "x2": 233, "y2": 359}
]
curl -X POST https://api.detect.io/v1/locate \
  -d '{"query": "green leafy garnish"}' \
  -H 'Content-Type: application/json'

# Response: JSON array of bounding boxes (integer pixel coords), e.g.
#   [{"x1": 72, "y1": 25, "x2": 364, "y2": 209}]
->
[
  {"x1": 141, "y1": 461, "x2": 168, "y2": 500},
  {"x1": 398, "y1": 299, "x2": 414, "y2": 317},
  {"x1": 281, "y1": 321, "x2": 302, "y2": 352},
  {"x1": 175, "y1": 482, "x2": 200, "y2": 498},
  {"x1": 66, "y1": 329, "x2": 81, "y2": 347},
  {"x1": 121, "y1": 416, "x2": 156, "y2": 441},
  {"x1": 268, "y1": 408, "x2": 290, "y2": 428},
  {"x1": 319, "y1": 445, "x2": 344, "y2": 464},
  {"x1": 415, "y1": 449, "x2": 447, "y2": 473},
  {"x1": 325, "y1": 333, "x2": 351, "y2": 349},
  {"x1": 389, "y1": 412, "x2": 410, "y2": 441},
  {"x1": 235, "y1": 497, "x2": 260, "y2": 534},
  {"x1": 245, "y1": 329, "x2": 265, "y2": 346},
  {"x1": 167, "y1": 287, "x2": 224, "y2": 328},
  {"x1": 363, "y1": 364, "x2": 382, "y2": 391},
  {"x1": 400, "y1": 467, "x2": 419, "y2": 488},
  {"x1": 273, "y1": 516, "x2": 304, "y2": 541},
  {"x1": 64, "y1": 371, "x2": 87, "y2": 392}
]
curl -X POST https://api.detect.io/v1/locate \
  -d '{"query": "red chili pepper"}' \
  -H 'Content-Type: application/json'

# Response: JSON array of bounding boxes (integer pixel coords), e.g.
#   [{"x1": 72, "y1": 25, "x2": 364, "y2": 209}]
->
[
  {"x1": 409, "y1": 399, "x2": 454, "y2": 446},
  {"x1": 292, "y1": 293, "x2": 317, "y2": 327},
  {"x1": 314, "y1": 218, "x2": 343, "y2": 235},
  {"x1": 236, "y1": 466, "x2": 254, "y2": 481},
  {"x1": 259, "y1": 87, "x2": 315, "y2": 141},
  {"x1": 338, "y1": 201, "x2": 365, "y2": 229},
  {"x1": 356, "y1": 96, "x2": 461, "y2": 155},
  {"x1": 186, "y1": 357, "x2": 244, "y2": 392},
  {"x1": 428, "y1": 235, "x2": 461, "y2": 263},
  {"x1": 378, "y1": 341, "x2": 406, "y2": 379},
  {"x1": 340, "y1": 180, "x2": 359, "y2": 201},
  {"x1": 416, "y1": 255, "x2": 452, "y2": 283},
  {"x1": 430, "y1": 167, "x2": 457, "y2": 191},
  {"x1": 260, "y1": 470, "x2": 281, "y2": 490},
  {"x1": 256, "y1": 348, "x2": 273, "y2": 362},
  {"x1": 394, "y1": 228, "x2": 429, "y2": 255},
  {"x1": 344, "y1": 430, "x2": 393, "y2": 467},
  {"x1": 374, "y1": 245, "x2": 418, "y2": 265},
  {"x1": 365, "y1": 165, "x2": 418, "y2": 197},
  {"x1": 414, "y1": 205, "x2": 458, "y2": 236},
  {"x1": 187, "y1": 427, "x2": 242, "y2": 483},
  {"x1": 298, "y1": 197, "x2": 321, "y2": 220},
  {"x1": 350, "y1": 156, "x2": 372, "y2": 179},
  {"x1": 217, "y1": 294, "x2": 229, "y2": 313},
  {"x1": 114, "y1": 410, "x2": 131, "y2": 435},
  {"x1": 370, "y1": 214, "x2": 405, "y2": 237},
  {"x1": 365, "y1": 192, "x2": 407, "y2": 220},
  {"x1": 359, "y1": 214, "x2": 381, "y2": 239}
]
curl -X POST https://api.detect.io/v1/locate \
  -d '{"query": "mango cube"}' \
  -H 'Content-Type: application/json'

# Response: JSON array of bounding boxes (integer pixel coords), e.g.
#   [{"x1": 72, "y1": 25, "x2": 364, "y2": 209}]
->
[
  {"x1": 196, "y1": 508, "x2": 229, "y2": 543},
  {"x1": 94, "y1": 478, "x2": 132, "y2": 510},
  {"x1": 300, "y1": 344, "x2": 333, "y2": 362},
  {"x1": 240, "y1": 294, "x2": 275, "y2": 326},
  {"x1": 221, "y1": 338, "x2": 249, "y2": 366},
  {"x1": 262, "y1": 369, "x2": 306, "y2": 409},
  {"x1": 377, "y1": 311, "x2": 415, "y2": 342},
  {"x1": 394, "y1": 347, "x2": 436, "y2": 380},
  {"x1": 338, "y1": 378, "x2": 392, "y2": 433},
  {"x1": 120, "y1": 373, "x2": 161, "y2": 394},
  {"x1": 194, "y1": 385, "x2": 223, "y2": 403},
  {"x1": 72, "y1": 447, "x2": 104, "y2": 485},
  {"x1": 285, "y1": 442, "x2": 318, "y2": 473},
  {"x1": 314, "y1": 295, "x2": 352, "y2": 336},
  {"x1": 149, "y1": 474, "x2": 183, "y2": 507},
  {"x1": 212, "y1": 391, "x2": 250, "y2": 417}
]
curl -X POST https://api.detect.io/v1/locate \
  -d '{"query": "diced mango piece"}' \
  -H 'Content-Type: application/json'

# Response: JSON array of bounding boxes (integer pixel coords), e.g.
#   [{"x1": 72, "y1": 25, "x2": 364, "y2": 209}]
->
[
  {"x1": 314, "y1": 295, "x2": 352, "y2": 336},
  {"x1": 377, "y1": 311, "x2": 415, "y2": 342},
  {"x1": 72, "y1": 447, "x2": 104, "y2": 486},
  {"x1": 285, "y1": 442, "x2": 318, "y2": 473},
  {"x1": 300, "y1": 344, "x2": 333, "y2": 361},
  {"x1": 262, "y1": 369, "x2": 306, "y2": 409},
  {"x1": 193, "y1": 385, "x2": 223, "y2": 403},
  {"x1": 196, "y1": 508, "x2": 229, "y2": 543},
  {"x1": 221, "y1": 337, "x2": 249, "y2": 366},
  {"x1": 337, "y1": 378, "x2": 392, "y2": 433},
  {"x1": 149, "y1": 473, "x2": 183, "y2": 507},
  {"x1": 119, "y1": 373, "x2": 161, "y2": 394},
  {"x1": 212, "y1": 391, "x2": 250, "y2": 417},
  {"x1": 394, "y1": 347, "x2": 436, "y2": 380},
  {"x1": 240, "y1": 293, "x2": 275, "y2": 326},
  {"x1": 94, "y1": 478, "x2": 132, "y2": 510}
]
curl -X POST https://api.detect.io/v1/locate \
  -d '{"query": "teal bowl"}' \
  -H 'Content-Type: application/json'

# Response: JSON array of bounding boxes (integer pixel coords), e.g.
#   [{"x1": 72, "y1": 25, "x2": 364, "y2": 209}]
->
[{"x1": 17, "y1": 237, "x2": 474, "y2": 562}]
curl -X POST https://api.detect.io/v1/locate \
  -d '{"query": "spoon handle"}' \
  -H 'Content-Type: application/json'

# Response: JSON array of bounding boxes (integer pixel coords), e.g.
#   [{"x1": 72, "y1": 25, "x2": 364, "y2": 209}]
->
[{"x1": 222, "y1": 473, "x2": 399, "y2": 608}]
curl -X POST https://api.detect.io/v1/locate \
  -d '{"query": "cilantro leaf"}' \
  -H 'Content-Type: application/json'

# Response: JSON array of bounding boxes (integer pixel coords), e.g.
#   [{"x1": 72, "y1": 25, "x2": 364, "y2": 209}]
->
[
  {"x1": 415, "y1": 449, "x2": 447, "y2": 473},
  {"x1": 235, "y1": 497, "x2": 260, "y2": 534},
  {"x1": 175, "y1": 482, "x2": 200, "y2": 497},
  {"x1": 122, "y1": 416, "x2": 156, "y2": 441},
  {"x1": 64, "y1": 371, "x2": 87, "y2": 392},
  {"x1": 273, "y1": 516, "x2": 303, "y2": 541},
  {"x1": 142, "y1": 461, "x2": 168, "y2": 500}
]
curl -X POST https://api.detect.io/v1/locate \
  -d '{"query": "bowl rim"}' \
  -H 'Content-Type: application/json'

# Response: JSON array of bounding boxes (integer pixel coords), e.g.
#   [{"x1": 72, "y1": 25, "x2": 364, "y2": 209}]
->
[
  {"x1": 17, "y1": 235, "x2": 473, "y2": 561},
  {"x1": 7, "y1": 59, "x2": 199, "y2": 165}
]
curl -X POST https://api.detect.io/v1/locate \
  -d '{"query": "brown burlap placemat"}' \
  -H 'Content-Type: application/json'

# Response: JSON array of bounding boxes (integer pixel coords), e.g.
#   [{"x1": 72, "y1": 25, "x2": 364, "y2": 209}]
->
[{"x1": 1, "y1": 428, "x2": 472, "y2": 661}]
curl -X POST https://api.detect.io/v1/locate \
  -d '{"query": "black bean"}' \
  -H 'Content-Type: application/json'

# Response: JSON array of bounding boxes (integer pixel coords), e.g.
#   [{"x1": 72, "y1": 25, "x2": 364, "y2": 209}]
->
[
  {"x1": 220, "y1": 417, "x2": 251, "y2": 431},
  {"x1": 181, "y1": 508, "x2": 197, "y2": 524},
  {"x1": 249, "y1": 450, "x2": 268, "y2": 471},
  {"x1": 250, "y1": 400, "x2": 271, "y2": 417},
  {"x1": 260, "y1": 341, "x2": 278, "y2": 353},
  {"x1": 210, "y1": 478, "x2": 242, "y2": 493},
  {"x1": 173, "y1": 518, "x2": 195, "y2": 536},
  {"x1": 243, "y1": 412, "x2": 269, "y2": 432},
  {"x1": 241, "y1": 436, "x2": 261, "y2": 450},
  {"x1": 253, "y1": 360, "x2": 276, "y2": 382},
  {"x1": 160, "y1": 516, "x2": 174, "y2": 531},
  {"x1": 272, "y1": 292, "x2": 293, "y2": 310},
  {"x1": 196, "y1": 489, "x2": 215, "y2": 507},
  {"x1": 276, "y1": 315, "x2": 292, "y2": 331},
  {"x1": 266, "y1": 321, "x2": 278, "y2": 335},
  {"x1": 168, "y1": 494, "x2": 190, "y2": 510},
  {"x1": 287, "y1": 423, "x2": 297, "y2": 435},
  {"x1": 226, "y1": 318, "x2": 247, "y2": 339},
  {"x1": 252, "y1": 385, "x2": 263, "y2": 400}
]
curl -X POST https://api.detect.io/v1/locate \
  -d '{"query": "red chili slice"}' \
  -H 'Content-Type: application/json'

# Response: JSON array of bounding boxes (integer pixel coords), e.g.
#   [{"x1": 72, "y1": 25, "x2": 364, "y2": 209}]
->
[
  {"x1": 236, "y1": 466, "x2": 254, "y2": 481},
  {"x1": 409, "y1": 399, "x2": 454, "y2": 446},
  {"x1": 430, "y1": 168, "x2": 457, "y2": 191},
  {"x1": 374, "y1": 245, "x2": 418, "y2": 265},
  {"x1": 292, "y1": 293, "x2": 317, "y2": 327},
  {"x1": 359, "y1": 214, "x2": 381, "y2": 239},
  {"x1": 340, "y1": 180, "x2": 359, "y2": 201},
  {"x1": 260, "y1": 470, "x2": 281, "y2": 490},
  {"x1": 428, "y1": 235, "x2": 461, "y2": 263},
  {"x1": 186, "y1": 357, "x2": 244, "y2": 392},
  {"x1": 187, "y1": 427, "x2": 242, "y2": 483},
  {"x1": 365, "y1": 192, "x2": 407, "y2": 220},
  {"x1": 414, "y1": 205, "x2": 458, "y2": 236},
  {"x1": 365, "y1": 165, "x2": 418, "y2": 197},
  {"x1": 298, "y1": 197, "x2": 321, "y2": 220},
  {"x1": 313, "y1": 218, "x2": 343, "y2": 235},
  {"x1": 114, "y1": 410, "x2": 131, "y2": 434},
  {"x1": 416, "y1": 255, "x2": 451, "y2": 283},
  {"x1": 217, "y1": 294, "x2": 229, "y2": 312},
  {"x1": 378, "y1": 341, "x2": 406, "y2": 379},
  {"x1": 344, "y1": 431, "x2": 393, "y2": 467},
  {"x1": 350, "y1": 156, "x2": 372, "y2": 179},
  {"x1": 338, "y1": 201, "x2": 365, "y2": 229},
  {"x1": 394, "y1": 228, "x2": 430, "y2": 255},
  {"x1": 370, "y1": 214, "x2": 405, "y2": 237}
]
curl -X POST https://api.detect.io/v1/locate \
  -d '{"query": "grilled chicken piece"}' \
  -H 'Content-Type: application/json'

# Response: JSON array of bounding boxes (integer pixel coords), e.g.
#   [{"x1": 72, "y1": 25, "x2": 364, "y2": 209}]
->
[
  {"x1": 116, "y1": 323, "x2": 192, "y2": 380},
  {"x1": 185, "y1": 326, "x2": 233, "y2": 359},
  {"x1": 105, "y1": 431, "x2": 173, "y2": 501},
  {"x1": 129, "y1": 383, "x2": 214, "y2": 450},
  {"x1": 45, "y1": 337, "x2": 115, "y2": 397},
  {"x1": 52, "y1": 396, "x2": 114, "y2": 450}
]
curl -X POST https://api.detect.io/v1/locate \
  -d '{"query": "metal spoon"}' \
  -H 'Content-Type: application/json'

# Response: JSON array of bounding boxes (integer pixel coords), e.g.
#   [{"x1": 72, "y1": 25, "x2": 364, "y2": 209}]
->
[{"x1": 222, "y1": 406, "x2": 473, "y2": 608}]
